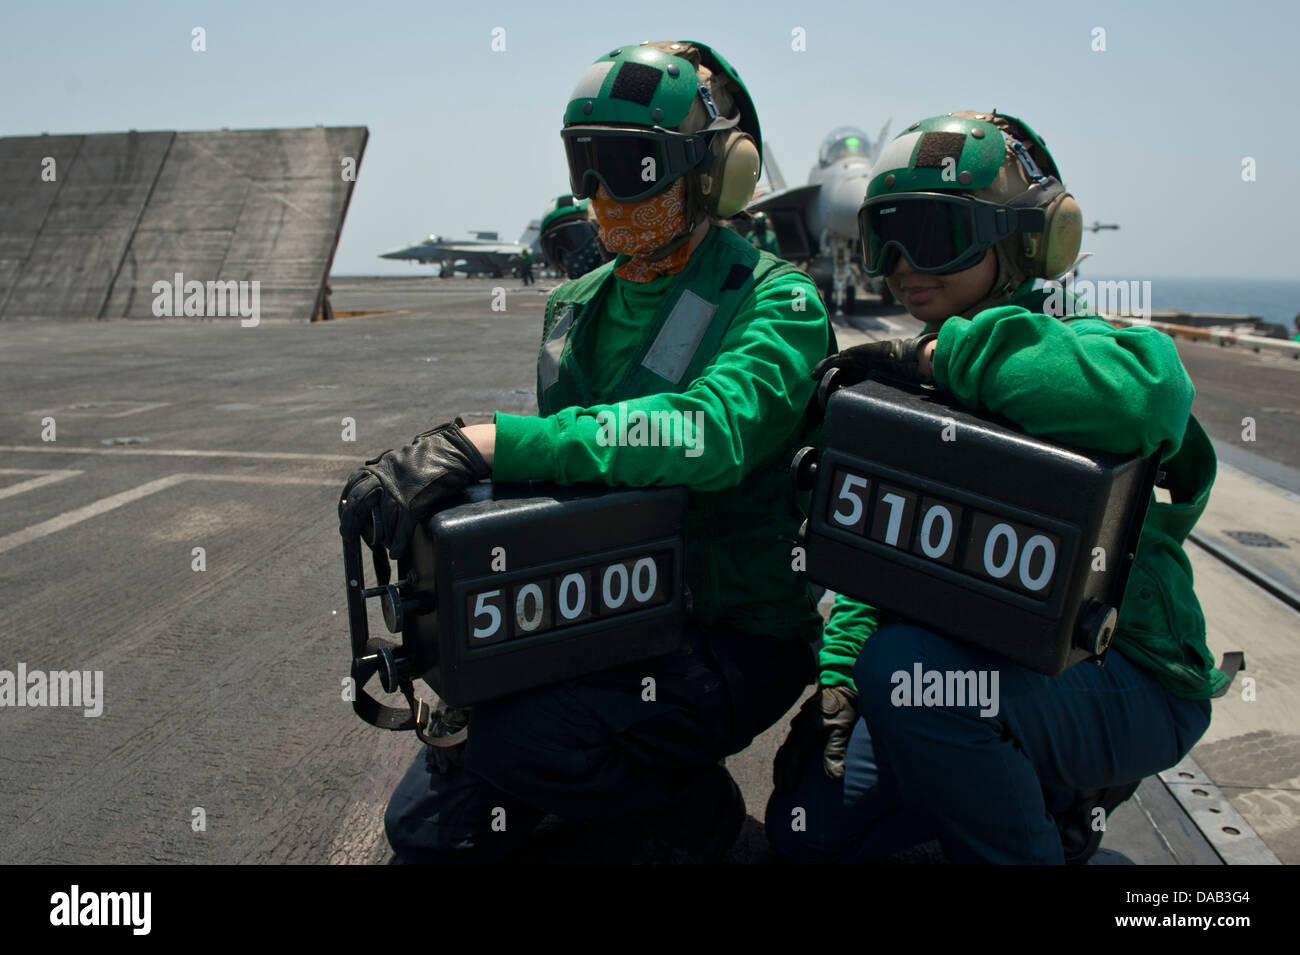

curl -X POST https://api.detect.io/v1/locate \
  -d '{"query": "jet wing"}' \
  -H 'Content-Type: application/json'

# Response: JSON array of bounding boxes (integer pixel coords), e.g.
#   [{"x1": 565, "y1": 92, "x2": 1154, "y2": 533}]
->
[
  {"x1": 747, "y1": 183, "x2": 822, "y2": 260},
  {"x1": 752, "y1": 141, "x2": 789, "y2": 200},
  {"x1": 379, "y1": 236, "x2": 527, "y2": 272},
  {"x1": 450, "y1": 251, "x2": 512, "y2": 275},
  {"x1": 378, "y1": 243, "x2": 452, "y2": 264},
  {"x1": 748, "y1": 182, "x2": 821, "y2": 216},
  {"x1": 869, "y1": 120, "x2": 892, "y2": 164},
  {"x1": 437, "y1": 243, "x2": 523, "y2": 256}
]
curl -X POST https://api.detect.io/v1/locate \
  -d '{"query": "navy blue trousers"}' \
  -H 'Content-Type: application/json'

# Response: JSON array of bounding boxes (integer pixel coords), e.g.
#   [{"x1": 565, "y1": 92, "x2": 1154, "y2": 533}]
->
[
  {"x1": 766, "y1": 623, "x2": 1212, "y2": 864},
  {"x1": 385, "y1": 623, "x2": 815, "y2": 863}
]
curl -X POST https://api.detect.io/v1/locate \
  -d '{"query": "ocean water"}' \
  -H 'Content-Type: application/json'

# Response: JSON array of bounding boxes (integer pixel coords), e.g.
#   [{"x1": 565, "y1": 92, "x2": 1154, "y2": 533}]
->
[{"x1": 1082, "y1": 276, "x2": 1300, "y2": 329}]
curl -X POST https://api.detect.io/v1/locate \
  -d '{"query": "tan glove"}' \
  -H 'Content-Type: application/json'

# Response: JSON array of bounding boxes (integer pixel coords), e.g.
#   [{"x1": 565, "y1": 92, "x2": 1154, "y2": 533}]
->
[{"x1": 771, "y1": 685, "x2": 858, "y2": 792}]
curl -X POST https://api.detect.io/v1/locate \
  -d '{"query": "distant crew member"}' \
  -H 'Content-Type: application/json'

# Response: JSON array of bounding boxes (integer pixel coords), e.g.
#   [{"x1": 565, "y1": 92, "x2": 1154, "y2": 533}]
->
[
  {"x1": 747, "y1": 211, "x2": 780, "y2": 255},
  {"x1": 767, "y1": 110, "x2": 1223, "y2": 865},
  {"x1": 519, "y1": 247, "x2": 535, "y2": 286},
  {"x1": 344, "y1": 41, "x2": 833, "y2": 863},
  {"x1": 538, "y1": 194, "x2": 611, "y2": 279}
]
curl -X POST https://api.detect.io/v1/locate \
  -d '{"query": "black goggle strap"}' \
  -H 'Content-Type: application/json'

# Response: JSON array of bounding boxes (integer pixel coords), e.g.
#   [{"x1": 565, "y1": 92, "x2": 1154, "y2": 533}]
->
[
  {"x1": 975, "y1": 196, "x2": 1048, "y2": 243},
  {"x1": 1003, "y1": 177, "x2": 1062, "y2": 227}
]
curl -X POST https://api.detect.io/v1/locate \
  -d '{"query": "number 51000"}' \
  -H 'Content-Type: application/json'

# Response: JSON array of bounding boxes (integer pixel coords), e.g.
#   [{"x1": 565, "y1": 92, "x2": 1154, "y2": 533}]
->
[{"x1": 829, "y1": 468, "x2": 1060, "y2": 596}]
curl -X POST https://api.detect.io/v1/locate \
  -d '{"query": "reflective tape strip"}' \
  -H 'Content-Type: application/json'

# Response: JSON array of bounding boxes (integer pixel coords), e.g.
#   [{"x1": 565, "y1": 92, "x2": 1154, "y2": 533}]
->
[
  {"x1": 872, "y1": 130, "x2": 924, "y2": 177},
  {"x1": 641, "y1": 290, "x2": 717, "y2": 384},
  {"x1": 570, "y1": 61, "x2": 614, "y2": 101},
  {"x1": 539, "y1": 307, "x2": 573, "y2": 394}
]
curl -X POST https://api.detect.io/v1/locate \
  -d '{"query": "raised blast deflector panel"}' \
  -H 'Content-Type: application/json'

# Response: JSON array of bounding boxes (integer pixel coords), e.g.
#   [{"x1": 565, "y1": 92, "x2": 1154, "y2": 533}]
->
[
  {"x1": 0, "y1": 126, "x2": 366, "y2": 321},
  {"x1": 0, "y1": 132, "x2": 173, "y2": 320},
  {"x1": 103, "y1": 126, "x2": 367, "y2": 321}
]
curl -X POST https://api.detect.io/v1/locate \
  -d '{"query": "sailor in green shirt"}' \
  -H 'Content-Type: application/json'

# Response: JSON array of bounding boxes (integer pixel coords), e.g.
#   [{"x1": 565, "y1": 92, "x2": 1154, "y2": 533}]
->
[
  {"x1": 518, "y1": 246, "x2": 534, "y2": 285},
  {"x1": 767, "y1": 111, "x2": 1220, "y2": 864},
  {"x1": 342, "y1": 41, "x2": 832, "y2": 863}
]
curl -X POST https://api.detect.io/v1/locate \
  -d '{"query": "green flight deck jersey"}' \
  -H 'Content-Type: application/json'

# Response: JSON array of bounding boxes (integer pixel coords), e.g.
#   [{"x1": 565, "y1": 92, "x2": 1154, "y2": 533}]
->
[
  {"x1": 494, "y1": 224, "x2": 835, "y2": 643},
  {"x1": 820, "y1": 281, "x2": 1227, "y2": 700}
]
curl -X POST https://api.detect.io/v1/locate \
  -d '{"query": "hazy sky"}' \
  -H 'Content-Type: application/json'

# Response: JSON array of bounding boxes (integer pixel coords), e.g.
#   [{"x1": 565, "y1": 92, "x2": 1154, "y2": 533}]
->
[{"x1": 5, "y1": 0, "x2": 1296, "y2": 278}]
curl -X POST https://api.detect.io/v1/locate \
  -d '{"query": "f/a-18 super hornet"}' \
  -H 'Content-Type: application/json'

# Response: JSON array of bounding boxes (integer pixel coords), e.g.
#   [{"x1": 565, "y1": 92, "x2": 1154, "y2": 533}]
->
[
  {"x1": 747, "y1": 124, "x2": 894, "y2": 314},
  {"x1": 378, "y1": 228, "x2": 540, "y2": 278}
]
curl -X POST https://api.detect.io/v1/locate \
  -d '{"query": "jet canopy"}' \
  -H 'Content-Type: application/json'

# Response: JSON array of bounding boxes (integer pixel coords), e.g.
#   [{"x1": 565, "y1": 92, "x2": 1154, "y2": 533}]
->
[{"x1": 818, "y1": 127, "x2": 871, "y2": 167}]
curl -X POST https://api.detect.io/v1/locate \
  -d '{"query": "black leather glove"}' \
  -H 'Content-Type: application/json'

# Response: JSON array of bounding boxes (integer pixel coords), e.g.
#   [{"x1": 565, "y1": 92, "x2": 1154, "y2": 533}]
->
[
  {"x1": 772, "y1": 685, "x2": 859, "y2": 792},
  {"x1": 424, "y1": 705, "x2": 470, "y2": 775},
  {"x1": 811, "y1": 333, "x2": 939, "y2": 389},
  {"x1": 338, "y1": 418, "x2": 490, "y2": 560}
]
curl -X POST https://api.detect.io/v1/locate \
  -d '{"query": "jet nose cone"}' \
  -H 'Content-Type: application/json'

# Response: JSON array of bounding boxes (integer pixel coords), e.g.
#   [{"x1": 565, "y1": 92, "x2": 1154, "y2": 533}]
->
[{"x1": 822, "y1": 170, "x2": 873, "y2": 239}]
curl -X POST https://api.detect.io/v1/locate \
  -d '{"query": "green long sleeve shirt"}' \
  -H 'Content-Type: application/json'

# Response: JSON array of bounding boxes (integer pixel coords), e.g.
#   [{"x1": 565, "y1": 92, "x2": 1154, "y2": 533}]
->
[
  {"x1": 821, "y1": 282, "x2": 1221, "y2": 698},
  {"x1": 494, "y1": 227, "x2": 833, "y2": 641},
  {"x1": 494, "y1": 267, "x2": 826, "y2": 490}
]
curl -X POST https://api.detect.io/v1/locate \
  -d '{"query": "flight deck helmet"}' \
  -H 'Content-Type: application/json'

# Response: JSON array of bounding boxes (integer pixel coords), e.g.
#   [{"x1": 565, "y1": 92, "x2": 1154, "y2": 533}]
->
[
  {"x1": 538, "y1": 194, "x2": 609, "y2": 279},
  {"x1": 859, "y1": 111, "x2": 1083, "y2": 307},
  {"x1": 561, "y1": 42, "x2": 762, "y2": 220}
]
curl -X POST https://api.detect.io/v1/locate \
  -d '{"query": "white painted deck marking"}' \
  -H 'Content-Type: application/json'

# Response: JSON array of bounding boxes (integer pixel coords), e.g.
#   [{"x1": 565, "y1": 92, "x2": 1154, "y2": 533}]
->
[
  {"x1": 0, "y1": 472, "x2": 337, "y2": 555},
  {"x1": 0, "y1": 469, "x2": 83, "y2": 501},
  {"x1": 0, "y1": 445, "x2": 355, "y2": 463},
  {"x1": 30, "y1": 401, "x2": 172, "y2": 419}
]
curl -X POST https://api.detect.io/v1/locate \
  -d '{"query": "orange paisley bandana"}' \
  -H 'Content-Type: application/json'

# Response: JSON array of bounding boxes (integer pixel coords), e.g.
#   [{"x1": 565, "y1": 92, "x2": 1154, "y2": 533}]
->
[{"x1": 591, "y1": 180, "x2": 693, "y2": 282}]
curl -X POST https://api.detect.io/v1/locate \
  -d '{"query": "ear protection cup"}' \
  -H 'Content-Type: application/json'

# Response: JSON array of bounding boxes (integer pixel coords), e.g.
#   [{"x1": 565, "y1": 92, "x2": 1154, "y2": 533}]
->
[
  {"x1": 1040, "y1": 192, "x2": 1082, "y2": 278},
  {"x1": 1017, "y1": 190, "x2": 1082, "y2": 279},
  {"x1": 697, "y1": 129, "x2": 759, "y2": 218},
  {"x1": 1006, "y1": 176, "x2": 1083, "y2": 280}
]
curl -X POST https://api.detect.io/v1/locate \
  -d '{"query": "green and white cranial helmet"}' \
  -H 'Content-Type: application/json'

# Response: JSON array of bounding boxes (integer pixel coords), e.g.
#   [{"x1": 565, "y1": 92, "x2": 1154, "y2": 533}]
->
[
  {"x1": 561, "y1": 42, "x2": 763, "y2": 224},
  {"x1": 862, "y1": 110, "x2": 1083, "y2": 315}
]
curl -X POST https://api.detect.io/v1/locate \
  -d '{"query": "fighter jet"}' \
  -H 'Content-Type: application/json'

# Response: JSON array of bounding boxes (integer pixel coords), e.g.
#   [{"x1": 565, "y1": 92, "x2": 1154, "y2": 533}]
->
[
  {"x1": 378, "y1": 229, "x2": 537, "y2": 278},
  {"x1": 748, "y1": 124, "x2": 893, "y2": 314}
]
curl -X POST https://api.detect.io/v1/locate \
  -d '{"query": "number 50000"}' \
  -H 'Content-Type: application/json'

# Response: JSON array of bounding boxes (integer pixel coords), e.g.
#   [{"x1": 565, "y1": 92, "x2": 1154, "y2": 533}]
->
[{"x1": 466, "y1": 555, "x2": 667, "y2": 645}]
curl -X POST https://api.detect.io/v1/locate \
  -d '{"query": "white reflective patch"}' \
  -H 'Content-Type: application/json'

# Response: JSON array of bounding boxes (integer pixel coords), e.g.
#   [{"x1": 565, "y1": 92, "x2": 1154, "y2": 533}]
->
[
  {"x1": 569, "y1": 61, "x2": 614, "y2": 102},
  {"x1": 539, "y1": 308, "x2": 573, "y2": 394},
  {"x1": 642, "y1": 290, "x2": 717, "y2": 384},
  {"x1": 871, "y1": 131, "x2": 924, "y2": 176}
]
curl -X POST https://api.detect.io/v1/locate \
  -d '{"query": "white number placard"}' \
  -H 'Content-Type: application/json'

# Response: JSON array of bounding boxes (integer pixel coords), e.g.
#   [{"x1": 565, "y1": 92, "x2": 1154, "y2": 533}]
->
[
  {"x1": 465, "y1": 551, "x2": 672, "y2": 647},
  {"x1": 823, "y1": 464, "x2": 1060, "y2": 596}
]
